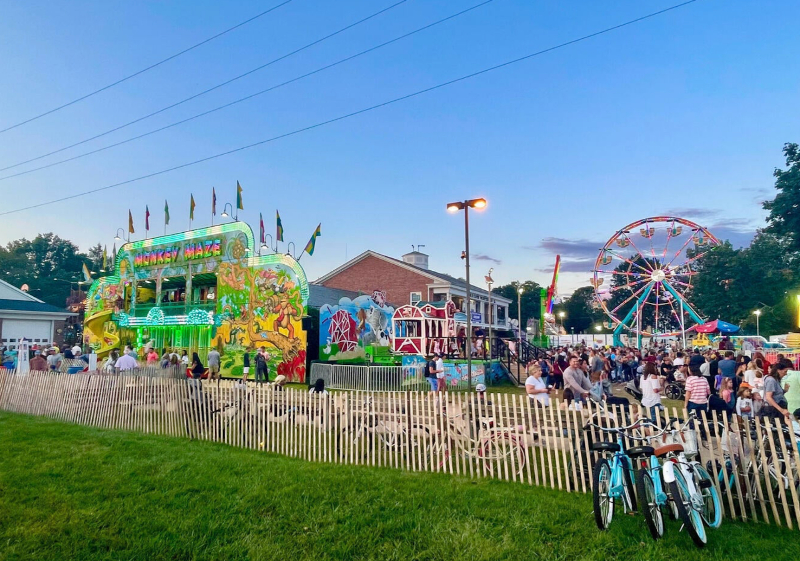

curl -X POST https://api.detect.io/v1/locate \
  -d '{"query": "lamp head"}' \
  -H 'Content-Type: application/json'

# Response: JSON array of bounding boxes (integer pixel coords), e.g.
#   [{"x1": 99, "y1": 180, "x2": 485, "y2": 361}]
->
[
  {"x1": 518, "y1": 287, "x2": 524, "y2": 295},
  {"x1": 469, "y1": 198, "x2": 487, "y2": 209},
  {"x1": 446, "y1": 202, "x2": 464, "y2": 213},
  {"x1": 221, "y1": 211, "x2": 229, "y2": 218},
  {"x1": 753, "y1": 310, "x2": 761, "y2": 316}
]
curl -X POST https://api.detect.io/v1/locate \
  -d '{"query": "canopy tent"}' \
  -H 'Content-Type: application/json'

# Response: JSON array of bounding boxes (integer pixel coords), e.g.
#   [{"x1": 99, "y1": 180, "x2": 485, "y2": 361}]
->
[{"x1": 693, "y1": 319, "x2": 740, "y2": 334}]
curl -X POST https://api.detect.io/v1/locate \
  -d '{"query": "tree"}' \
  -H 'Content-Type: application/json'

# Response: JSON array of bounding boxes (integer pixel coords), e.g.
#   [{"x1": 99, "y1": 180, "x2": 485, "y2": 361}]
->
[
  {"x1": 494, "y1": 280, "x2": 543, "y2": 331},
  {"x1": 764, "y1": 143, "x2": 800, "y2": 251},
  {"x1": 556, "y1": 286, "x2": 605, "y2": 333},
  {"x1": 0, "y1": 233, "x2": 96, "y2": 307},
  {"x1": 88, "y1": 243, "x2": 104, "y2": 271}
]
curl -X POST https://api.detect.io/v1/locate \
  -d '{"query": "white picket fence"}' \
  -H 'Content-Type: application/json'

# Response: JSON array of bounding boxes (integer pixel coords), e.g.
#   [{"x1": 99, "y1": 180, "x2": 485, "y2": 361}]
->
[{"x1": 1, "y1": 370, "x2": 799, "y2": 530}]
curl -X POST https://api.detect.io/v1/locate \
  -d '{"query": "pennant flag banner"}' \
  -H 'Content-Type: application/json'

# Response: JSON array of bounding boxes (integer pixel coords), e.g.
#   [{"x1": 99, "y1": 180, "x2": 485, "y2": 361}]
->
[
  {"x1": 82, "y1": 263, "x2": 92, "y2": 283},
  {"x1": 259, "y1": 213, "x2": 265, "y2": 245},
  {"x1": 304, "y1": 223, "x2": 321, "y2": 256},
  {"x1": 128, "y1": 210, "x2": 135, "y2": 234},
  {"x1": 212, "y1": 187, "x2": 217, "y2": 216},
  {"x1": 145, "y1": 205, "x2": 151, "y2": 231},
  {"x1": 236, "y1": 181, "x2": 244, "y2": 210},
  {"x1": 276, "y1": 210, "x2": 284, "y2": 242},
  {"x1": 164, "y1": 200, "x2": 170, "y2": 225},
  {"x1": 190, "y1": 195, "x2": 196, "y2": 220}
]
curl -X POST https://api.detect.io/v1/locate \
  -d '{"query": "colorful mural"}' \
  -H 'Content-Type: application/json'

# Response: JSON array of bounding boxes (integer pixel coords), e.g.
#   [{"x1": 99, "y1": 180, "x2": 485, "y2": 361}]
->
[
  {"x1": 319, "y1": 291, "x2": 394, "y2": 361},
  {"x1": 84, "y1": 222, "x2": 309, "y2": 381}
]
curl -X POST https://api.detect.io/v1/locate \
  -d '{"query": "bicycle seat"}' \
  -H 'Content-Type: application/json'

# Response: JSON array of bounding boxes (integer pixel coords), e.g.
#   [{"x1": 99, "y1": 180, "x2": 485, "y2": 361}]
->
[
  {"x1": 626, "y1": 445, "x2": 655, "y2": 458},
  {"x1": 653, "y1": 443, "x2": 683, "y2": 457},
  {"x1": 591, "y1": 442, "x2": 621, "y2": 453}
]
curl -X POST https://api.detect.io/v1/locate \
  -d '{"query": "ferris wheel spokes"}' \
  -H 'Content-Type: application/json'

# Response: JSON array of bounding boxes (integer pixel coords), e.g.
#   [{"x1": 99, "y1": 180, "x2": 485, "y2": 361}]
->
[
  {"x1": 610, "y1": 280, "x2": 653, "y2": 316},
  {"x1": 602, "y1": 247, "x2": 655, "y2": 275},
  {"x1": 619, "y1": 232, "x2": 655, "y2": 272}
]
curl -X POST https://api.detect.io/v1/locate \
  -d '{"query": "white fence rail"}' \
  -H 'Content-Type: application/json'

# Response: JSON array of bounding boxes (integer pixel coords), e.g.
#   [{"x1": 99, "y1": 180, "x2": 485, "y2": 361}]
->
[{"x1": 310, "y1": 363, "x2": 428, "y2": 392}]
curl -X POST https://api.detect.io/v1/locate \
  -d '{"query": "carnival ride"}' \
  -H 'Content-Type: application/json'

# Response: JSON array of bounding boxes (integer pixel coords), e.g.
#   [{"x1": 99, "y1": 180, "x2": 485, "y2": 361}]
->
[
  {"x1": 538, "y1": 255, "x2": 561, "y2": 345},
  {"x1": 591, "y1": 217, "x2": 721, "y2": 346},
  {"x1": 83, "y1": 309, "x2": 120, "y2": 359}
]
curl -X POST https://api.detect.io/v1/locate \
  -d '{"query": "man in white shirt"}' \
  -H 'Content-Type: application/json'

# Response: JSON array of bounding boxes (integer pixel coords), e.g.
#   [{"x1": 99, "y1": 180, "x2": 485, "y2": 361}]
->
[
  {"x1": 71, "y1": 344, "x2": 82, "y2": 357},
  {"x1": 115, "y1": 347, "x2": 138, "y2": 371},
  {"x1": 435, "y1": 353, "x2": 445, "y2": 391}
]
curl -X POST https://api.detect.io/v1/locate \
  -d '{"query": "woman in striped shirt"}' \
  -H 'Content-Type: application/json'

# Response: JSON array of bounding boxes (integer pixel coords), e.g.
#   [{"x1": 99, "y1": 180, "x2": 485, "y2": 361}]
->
[{"x1": 684, "y1": 366, "x2": 711, "y2": 414}]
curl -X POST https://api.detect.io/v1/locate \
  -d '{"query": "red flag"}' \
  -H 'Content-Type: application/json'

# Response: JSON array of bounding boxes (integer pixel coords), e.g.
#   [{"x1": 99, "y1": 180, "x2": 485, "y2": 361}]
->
[
  {"x1": 145, "y1": 205, "x2": 150, "y2": 231},
  {"x1": 259, "y1": 213, "x2": 265, "y2": 244}
]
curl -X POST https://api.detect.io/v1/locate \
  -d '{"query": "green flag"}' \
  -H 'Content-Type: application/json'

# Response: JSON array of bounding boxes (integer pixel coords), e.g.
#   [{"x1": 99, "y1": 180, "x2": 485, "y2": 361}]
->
[{"x1": 303, "y1": 223, "x2": 321, "y2": 256}]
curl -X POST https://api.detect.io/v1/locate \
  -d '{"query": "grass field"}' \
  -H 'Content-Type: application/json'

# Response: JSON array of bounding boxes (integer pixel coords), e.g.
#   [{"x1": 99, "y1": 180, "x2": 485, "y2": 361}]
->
[{"x1": 1, "y1": 412, "x2": 796, "y2": 561}]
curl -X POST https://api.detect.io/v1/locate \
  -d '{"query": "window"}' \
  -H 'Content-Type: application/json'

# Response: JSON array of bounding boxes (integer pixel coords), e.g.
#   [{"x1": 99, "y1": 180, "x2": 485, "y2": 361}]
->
[{"x1": 410, "y1": 292, "x2": 422, "y2": 305}]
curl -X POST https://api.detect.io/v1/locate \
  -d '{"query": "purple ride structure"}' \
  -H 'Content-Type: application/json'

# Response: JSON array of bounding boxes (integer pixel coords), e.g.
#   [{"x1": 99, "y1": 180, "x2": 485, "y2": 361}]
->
[{"x1": 591, "y1": 216, "x2": 721, "y2": 347}]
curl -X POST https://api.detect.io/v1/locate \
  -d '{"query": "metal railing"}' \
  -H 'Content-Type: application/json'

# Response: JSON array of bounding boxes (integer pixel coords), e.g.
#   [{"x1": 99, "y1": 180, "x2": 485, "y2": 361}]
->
[{"x1": 310, "y1": 363, "x2": 429, "y2": 392}]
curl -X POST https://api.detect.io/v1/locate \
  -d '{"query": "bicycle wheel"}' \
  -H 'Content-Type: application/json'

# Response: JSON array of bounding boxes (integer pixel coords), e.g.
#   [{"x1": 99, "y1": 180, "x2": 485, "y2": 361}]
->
[
  {"x1": 637, "y1": 469, "x2": 664, "y2": 540},
  {"x1": 621, "y1": 456, "x2": 638, "y2": 513},
  {"x1": 592, "y1": 459, "x2": 614, "y2": 530},
  {"x1": 669, "y1": 469, "x2": 707, "y2": 548},
  {"x1": 481, "y1": 434, "x2": 526, "y2": 477},
  {"x1": 693, "y1": 463, "x2": 722, "y2": 529}
]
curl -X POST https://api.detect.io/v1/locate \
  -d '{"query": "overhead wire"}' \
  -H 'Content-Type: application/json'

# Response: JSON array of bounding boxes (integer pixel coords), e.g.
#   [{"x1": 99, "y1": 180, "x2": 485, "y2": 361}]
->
[
  {"x1": 0, "y1": 0, "x2": 700, "y2": 217},
  {"x1": 0, "y1": 0, "x2": 497, "y2": 182},
  {"x1": 0, "y1": 0, "x2": 410, "y2": 173},
  {"x1": 0, "y1": 0, "x2": 296, "y2": 134}
]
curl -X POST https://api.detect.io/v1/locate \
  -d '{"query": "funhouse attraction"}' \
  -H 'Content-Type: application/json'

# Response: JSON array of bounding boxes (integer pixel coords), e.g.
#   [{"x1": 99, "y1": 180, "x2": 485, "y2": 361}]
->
[{"x1": 83, "y1": 222, "x2": 309, "y2": 381}]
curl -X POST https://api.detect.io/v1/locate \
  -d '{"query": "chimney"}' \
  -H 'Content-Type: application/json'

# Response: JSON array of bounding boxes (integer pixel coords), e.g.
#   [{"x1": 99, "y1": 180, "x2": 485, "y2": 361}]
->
[{"x1": 402, "y1": 249, "x2": 429, "y2": 270}]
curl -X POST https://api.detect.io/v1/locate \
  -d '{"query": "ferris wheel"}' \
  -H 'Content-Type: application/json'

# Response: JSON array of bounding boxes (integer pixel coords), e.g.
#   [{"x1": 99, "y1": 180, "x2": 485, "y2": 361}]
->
[{"x1": 591, "y1": 216, "x2": 721, "y2": 345}]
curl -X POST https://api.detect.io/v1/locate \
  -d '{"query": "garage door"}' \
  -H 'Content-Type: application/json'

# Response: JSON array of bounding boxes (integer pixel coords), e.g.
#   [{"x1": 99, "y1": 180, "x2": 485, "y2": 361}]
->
[{"x1": 2, "y1": 319, "x2": 52, "y2": 348}]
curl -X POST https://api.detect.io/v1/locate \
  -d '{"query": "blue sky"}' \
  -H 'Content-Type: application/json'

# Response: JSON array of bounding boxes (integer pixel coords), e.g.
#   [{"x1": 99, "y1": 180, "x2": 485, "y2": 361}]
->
[{"x1": 1, "y1": 0, "x2": 797, "y2": 295}]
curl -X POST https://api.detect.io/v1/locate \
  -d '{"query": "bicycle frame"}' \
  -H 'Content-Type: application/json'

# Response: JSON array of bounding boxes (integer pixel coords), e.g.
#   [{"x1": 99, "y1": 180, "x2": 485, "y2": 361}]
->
[{"x1": 607, "y1": 432, "x2": 635, "y2": 503}]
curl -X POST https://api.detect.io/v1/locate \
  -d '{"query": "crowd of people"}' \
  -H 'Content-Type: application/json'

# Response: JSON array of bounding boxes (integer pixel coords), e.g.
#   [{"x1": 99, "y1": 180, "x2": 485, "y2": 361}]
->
[{"x1": 523, "y1": 344, "x2": 800, "y2": 430}]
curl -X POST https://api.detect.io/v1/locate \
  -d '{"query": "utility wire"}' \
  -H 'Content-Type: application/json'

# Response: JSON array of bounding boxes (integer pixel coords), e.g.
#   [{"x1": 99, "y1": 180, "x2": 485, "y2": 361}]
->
[
  {"x1": 0, "y1": 0, "x2": 295, "y2": 134},
  {"x1": 0, "y1": 0, "x2": 700, "y2": 217},
  {"x1": 0, "y1": 0, "x2": 409, "y2": 173},
  {"x1": 0, "y1": 0, "x2": 496, "y2": 182}
]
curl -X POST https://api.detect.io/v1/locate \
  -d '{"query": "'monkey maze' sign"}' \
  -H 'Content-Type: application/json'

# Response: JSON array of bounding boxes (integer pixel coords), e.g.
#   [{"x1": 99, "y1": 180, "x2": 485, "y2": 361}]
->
[{"x1": 134, "y1": 238, "x2": 222, "y2": 267}]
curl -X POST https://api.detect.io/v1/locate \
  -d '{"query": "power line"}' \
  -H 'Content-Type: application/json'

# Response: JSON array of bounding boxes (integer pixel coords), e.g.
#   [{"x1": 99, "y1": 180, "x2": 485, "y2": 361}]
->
[
  {"x1": 0, "y1": 0, "x2": 700, "y2": 217},
  {"x1": 0, "y1": 0, "x2": 410, "y2": 173},
  {"x1": 0, "y1": 0, "x2": 496, "y2": 182},
  {"x1": 0, "y1": 0, "x2": 295, "y2": 135}
]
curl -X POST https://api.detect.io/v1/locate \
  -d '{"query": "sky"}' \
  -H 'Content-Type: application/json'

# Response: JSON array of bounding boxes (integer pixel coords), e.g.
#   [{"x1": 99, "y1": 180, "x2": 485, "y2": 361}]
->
[{"x1": 1, "y1": 0, "x2": 798, "y2": 296}]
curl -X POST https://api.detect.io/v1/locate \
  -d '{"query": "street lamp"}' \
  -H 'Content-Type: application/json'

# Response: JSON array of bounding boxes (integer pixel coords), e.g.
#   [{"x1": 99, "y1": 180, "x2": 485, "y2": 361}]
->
[
  {"x1": 753, "y1": 309, "x2": 761, "y2": 338},
  {"x1": 517, "y1": 286, "x2": 524, "y2": 353},
  {"x1": 558, "y1": 311, "x2": 566, "y2": 338},
  {"x1": 114, "y1": 228, "x2": 129, "y2": 243},
  {"x1": 446, "y1": 197, "x2": 487, "y2": 390},
  {"x1": 485, "y1": 268, "x2": 494, "y2": 359},
  {"x1": 221, "y1": 203, "x2": 233, "y2": 219}
]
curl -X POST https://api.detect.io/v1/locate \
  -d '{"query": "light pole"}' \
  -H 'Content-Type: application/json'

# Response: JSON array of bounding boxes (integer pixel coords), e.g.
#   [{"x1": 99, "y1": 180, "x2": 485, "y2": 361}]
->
[
  {"x1": 517, "y1": 286, "x2": 524, "y2": 353},
  {"x1": 114, "y1": 228, "x2": 129, "y2": 243},
  {"x1": 558, "y1": 311, "x2": 566, "y2": 345},
  {"x1": 753, "y1": 310, "x2": 761, "y2": 338},
  {"x1": 485, "y1": 268, "x2": 494, "y2": 359},
  {"x1": 447, "y1": 197, "x2": 487, "y2": 391}
]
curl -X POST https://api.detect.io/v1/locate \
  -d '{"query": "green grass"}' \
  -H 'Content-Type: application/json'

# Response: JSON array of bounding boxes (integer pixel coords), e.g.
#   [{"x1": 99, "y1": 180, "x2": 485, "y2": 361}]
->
[{"x1": 1, "y1": 412, "x2": 797, "y2": 561}]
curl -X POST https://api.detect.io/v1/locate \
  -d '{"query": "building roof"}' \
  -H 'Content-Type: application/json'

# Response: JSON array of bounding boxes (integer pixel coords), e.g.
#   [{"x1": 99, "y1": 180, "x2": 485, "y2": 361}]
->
[
  {"x1": 0, "y1": 298, "x2": 74, "y2": 315},
  {"x1": 0, "y1": 279, "x2": 45, "y2": 303},
  {"x1": 314, "y1": 250, "x2": 512, "y2": 303},
  {"x1": 307, "y1": 284, "x2": 362, "y2": 309}
]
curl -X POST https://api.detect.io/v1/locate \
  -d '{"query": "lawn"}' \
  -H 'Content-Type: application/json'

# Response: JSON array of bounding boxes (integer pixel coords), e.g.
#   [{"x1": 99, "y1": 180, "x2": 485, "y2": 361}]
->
[{"x1": 0, "y1": 412, "x2": 796, "y2": 561}]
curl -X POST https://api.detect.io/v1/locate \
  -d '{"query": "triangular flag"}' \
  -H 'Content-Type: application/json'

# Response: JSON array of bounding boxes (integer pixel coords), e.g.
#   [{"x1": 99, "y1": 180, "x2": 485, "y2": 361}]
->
[
  {"x1": 145, "y1": 205, "x2": 150, "y2": 231},
  {"x1": 164, "y1": 200, "x2": 170, "y2": 225},
  {"x1": 303, "y1": 223, "x2": 321, "y2": 256},
  {"x1": 82, "y1": 263, "x2": 92, "y2": 283},
  {"x1": 190, "y1": 194, "x2": 196, "y2": 220},
  {"x1": 236, "y1": 181, "x2": 244, "y2": 210},
  {"x1": 212, "y1": 188, "x2": 217, "y2": 216},
  {"x1": 259, "y1": 213, "x2": 265, "y2": 245},
  {"x1": 128, "y1": 210, "x2": 135, "y2": 234},
  {"x1": 276, "y1": 210, "x2": 284, "y2": 242}
]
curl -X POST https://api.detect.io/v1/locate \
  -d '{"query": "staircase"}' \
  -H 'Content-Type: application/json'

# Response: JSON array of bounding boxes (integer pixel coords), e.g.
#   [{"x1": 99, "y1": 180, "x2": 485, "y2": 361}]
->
[{"x1": 491, "y1": 338, "x2": 546, "y2": 386}]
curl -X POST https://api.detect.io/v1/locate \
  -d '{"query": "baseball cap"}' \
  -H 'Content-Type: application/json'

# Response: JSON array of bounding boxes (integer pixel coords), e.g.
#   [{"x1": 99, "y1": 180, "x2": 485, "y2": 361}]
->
[{"x1": 475, "y1": 383, "x2": 487, "y2": 392}]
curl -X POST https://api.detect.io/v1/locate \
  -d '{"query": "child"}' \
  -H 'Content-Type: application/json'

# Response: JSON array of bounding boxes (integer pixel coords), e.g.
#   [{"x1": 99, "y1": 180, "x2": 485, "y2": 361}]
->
[
  {"x1": 714, "y1": 371, "x2": 724, "y2": 392},
  {"x1": 752, "y1": 392, "x2": 764, "y2": 417},
  {"x1": 736, "y1": 385, "x2": 754, "y2": 418},
  {"x1": 721, "y1": 377, "x2": 735, "y2": 410}
]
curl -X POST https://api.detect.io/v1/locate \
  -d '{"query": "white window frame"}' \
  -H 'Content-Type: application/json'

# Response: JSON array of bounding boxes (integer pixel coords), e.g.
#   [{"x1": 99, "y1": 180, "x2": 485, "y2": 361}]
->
[{"x1": 410, "y1": 291, "x2": 422, "y2": 305}]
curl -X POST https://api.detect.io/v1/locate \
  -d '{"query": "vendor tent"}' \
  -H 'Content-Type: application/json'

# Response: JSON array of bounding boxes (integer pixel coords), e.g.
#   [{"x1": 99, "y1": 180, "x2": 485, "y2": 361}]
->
[{"x1": 693, "y1": 319, "x2": 740, "y2": 334}]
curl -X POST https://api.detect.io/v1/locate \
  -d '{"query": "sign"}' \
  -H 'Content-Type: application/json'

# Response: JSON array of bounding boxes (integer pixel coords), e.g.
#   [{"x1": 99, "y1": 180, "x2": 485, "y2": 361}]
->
[
  {"x1": 471, "y1": 312, "x2": 482, "y2": 323},
  {"x1": 134, "y1": 237, "x2": 223, "y2": 268}
]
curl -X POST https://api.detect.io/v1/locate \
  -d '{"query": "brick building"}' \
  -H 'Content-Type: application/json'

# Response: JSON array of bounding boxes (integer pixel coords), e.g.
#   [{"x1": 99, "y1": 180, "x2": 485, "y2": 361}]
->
[{"x1": 314, "y1": 250, "x2": 511, "y2": 330}]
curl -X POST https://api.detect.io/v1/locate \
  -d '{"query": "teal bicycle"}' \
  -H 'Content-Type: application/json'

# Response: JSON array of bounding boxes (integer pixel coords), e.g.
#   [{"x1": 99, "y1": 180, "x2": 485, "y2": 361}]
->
[{"x1": 587, "y1": 420, "x2": 639, "y2": 530}]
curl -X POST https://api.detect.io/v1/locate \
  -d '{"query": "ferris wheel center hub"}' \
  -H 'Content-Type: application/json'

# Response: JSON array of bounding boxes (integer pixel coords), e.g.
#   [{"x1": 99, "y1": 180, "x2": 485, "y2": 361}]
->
[{"x1": 651, "y1": 269, "x2": 667, "y2": 282}]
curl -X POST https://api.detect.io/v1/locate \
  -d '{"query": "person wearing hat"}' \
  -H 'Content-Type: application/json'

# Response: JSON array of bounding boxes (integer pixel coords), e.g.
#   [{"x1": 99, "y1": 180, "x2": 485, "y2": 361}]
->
[{"x1": 30, "y1": 350, "x2": 48, "y2": 371}]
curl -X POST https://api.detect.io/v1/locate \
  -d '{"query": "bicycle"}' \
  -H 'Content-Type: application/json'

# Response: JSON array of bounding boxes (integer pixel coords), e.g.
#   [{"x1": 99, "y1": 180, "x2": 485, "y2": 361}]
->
[
  {"x1": 648, "y1": 413, "x2": 721, "y2": 548},
  {"x1": 586, "y1": 419, "x2": 639, "y2": 530}
]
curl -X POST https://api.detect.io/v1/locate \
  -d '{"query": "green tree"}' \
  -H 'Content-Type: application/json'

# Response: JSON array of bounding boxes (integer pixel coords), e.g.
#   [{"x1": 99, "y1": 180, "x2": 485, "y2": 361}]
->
[
  {"x1": 494, "y1": 280, "x2": 543, "y2": 331},
  {"x1": 764, "y1": 143, "x2": 800, "y2": 251},
  {"x1": 556, "y1": 286, "x2": 605, "y2": 334}
]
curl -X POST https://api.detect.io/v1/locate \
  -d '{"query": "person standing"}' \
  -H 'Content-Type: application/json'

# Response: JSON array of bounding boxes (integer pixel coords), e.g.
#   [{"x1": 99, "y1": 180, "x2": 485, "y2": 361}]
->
[
  {"x1": 30, "y1": 350, "x2": 48, "y2": 371},
  {"x1": 242, "y1": 349, "x2": 251, "y2": 382},
  {"x1": 190, "y1": 352, "x2": 205, "y2": 379},
  {"x1": 684, "y1": 366, "x2": 711, "y2": 415},
  {"x1": 46, "y1": 348, "x2": 63, "y2": 371},
  {"x1": 115, "y1": 347, "x2": 138, "y2": 371},
  {"x1": 761, "y1": 360, "x2": 791, "y2": 421},
  {"x1": 207, "y1": 347, "x2": 221, "y2": 382},
  {"x1": 640, "y1": 362, "x2": 663, "y2": 419},
  {"x1": 435, "y1": 352, "x2": 446, "y2": 392},
  {"x1": 255, "y1": 347, "x2": 269, "y2": 385},
  {"x1": 424, "y1": 354, "x2": 437, "y2": 393},
  {"x1": 782, "y1": 364, "x2": 800, "y2": 417}
]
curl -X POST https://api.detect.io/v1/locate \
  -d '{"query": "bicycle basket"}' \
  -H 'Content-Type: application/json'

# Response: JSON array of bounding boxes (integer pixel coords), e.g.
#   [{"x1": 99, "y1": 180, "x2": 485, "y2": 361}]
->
[{"x1": 658, "y1": 427, "x2": 698, "y2": 457}]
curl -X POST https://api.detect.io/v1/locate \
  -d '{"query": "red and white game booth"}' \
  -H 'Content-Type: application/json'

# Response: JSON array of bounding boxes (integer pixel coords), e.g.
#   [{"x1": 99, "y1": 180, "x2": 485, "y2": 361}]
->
[{"x1": 391, "y1": 300, "x2": 456, "y2": 355}]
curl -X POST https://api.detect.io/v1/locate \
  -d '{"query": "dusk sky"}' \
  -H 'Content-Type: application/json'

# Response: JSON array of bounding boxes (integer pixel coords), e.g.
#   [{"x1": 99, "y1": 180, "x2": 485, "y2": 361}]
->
[{"x1": 1, "y1": 0, "x2": 798, "y2": 296}]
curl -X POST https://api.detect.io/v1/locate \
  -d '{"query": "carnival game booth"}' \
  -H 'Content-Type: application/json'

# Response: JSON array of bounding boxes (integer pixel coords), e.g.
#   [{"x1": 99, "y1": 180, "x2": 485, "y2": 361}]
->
[
  {"x1": 391, "y1": 300, "x2": 456, "y2": 356},
  {"x1": 84, "y1": 222, "x2": 309, "y2": 381}
]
